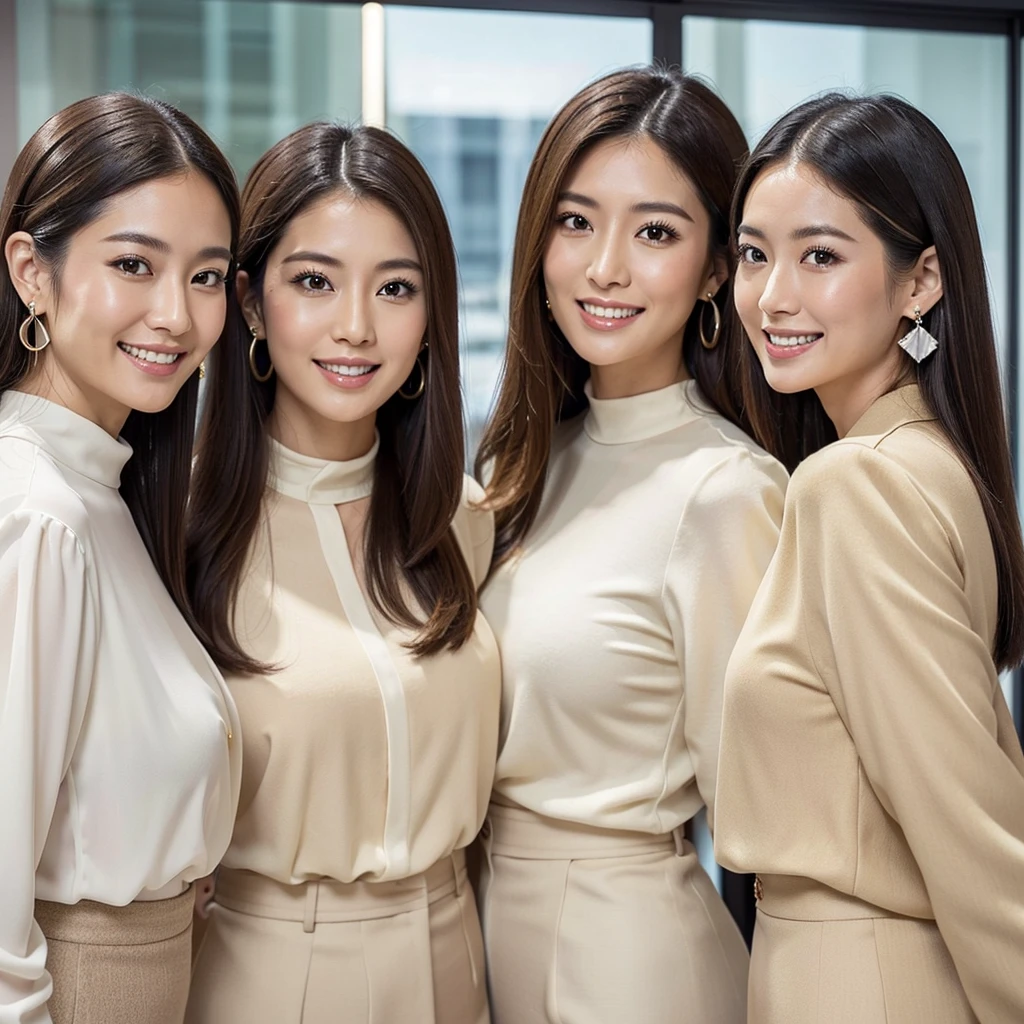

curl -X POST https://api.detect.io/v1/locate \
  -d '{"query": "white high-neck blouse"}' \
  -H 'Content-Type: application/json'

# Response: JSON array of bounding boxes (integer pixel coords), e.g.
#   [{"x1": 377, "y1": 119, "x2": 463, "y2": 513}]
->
[
  {"x1": 481, "y1": 379, "x2": 788, "y2": 834},
  {"x1": 219, "y1": 438, "x2": 500, "y2": 885},
  {"x1": 0, "y1": 391, "x2": 241, "y2": 1023}
]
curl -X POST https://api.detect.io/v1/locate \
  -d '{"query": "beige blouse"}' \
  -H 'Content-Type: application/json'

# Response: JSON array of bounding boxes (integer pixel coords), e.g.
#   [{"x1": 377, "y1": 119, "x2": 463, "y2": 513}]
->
[
  {"x1": 220, "y1": 438, "x2": 500, "y2": 884},
  {"x1": 481, "y1": 380, "x2": 788, "y2": 834},
  {"x1": 715, "y1": 385, "x2": 1024, "y2": 1022}
]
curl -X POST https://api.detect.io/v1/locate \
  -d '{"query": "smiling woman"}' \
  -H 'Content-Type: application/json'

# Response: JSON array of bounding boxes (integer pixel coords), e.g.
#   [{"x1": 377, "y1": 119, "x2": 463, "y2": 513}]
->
[
  {"x1": 184, "y1": 123, "x2": 499, "y2": 1024},
  {"x1": 0, "y1": 92, "x2": 242, "y2": 1024}
]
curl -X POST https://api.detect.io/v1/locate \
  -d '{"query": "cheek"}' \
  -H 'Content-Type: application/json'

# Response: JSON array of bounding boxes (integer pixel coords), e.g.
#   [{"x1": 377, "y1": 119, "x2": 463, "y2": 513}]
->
[
  {"x1": 54, "y1": 271, "x2": 132, "y2": 335},
  {"x1": 542, "y1": 237, "x2": 577, "y2": 297},
  {"x1": 638, "y1": 247, "x2": 706, "y2": 304},
  {"x1": 262, "y1": 288, "x2": 329, "y2": 352},
  {"x1": 192, "y1": 292, "x2": 228, "y2": 347},
  {"x1": 733, "y1": 275, "x2": 763, "y2": 326},
  {"x1": 380, "y1": 305, "x2": 427, "y2": 363}
]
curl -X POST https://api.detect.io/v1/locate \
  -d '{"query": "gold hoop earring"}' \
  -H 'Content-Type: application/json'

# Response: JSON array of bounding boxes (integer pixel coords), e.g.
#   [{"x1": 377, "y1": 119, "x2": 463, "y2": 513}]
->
[
  {"x1": 248, "y1": 327, "x2": 273, "y2": 383},
  {"x1": 399, "y1": 352, "x2": 426, "y2": 400},
  {"x1": 19, "y1": 301, "x2": 52, "y2": 353},
  {"x1": 699, "y1": 292, "x2": 721, "y2": 350}
]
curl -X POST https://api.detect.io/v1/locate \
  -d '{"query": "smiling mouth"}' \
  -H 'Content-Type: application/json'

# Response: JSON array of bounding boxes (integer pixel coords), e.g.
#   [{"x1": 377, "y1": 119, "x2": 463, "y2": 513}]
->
[
  {"x1": 314, "y1": 360, "x2": 379, "y2": 377},
  {"x1": 579, "y1": 301, "x2": 643, "y2": 321},
  {"x1": 764, "y1": 331, "x2": 822, "y2": 349},
  {"x1": 117, "y1": 342, "x2": 185, "y2": 364}
]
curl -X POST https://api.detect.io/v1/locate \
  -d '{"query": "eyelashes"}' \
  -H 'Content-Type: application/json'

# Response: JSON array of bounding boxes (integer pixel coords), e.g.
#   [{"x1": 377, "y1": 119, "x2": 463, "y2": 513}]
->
[{"x1": 554, "y1": 211, "x2": 680, "y2": 243}]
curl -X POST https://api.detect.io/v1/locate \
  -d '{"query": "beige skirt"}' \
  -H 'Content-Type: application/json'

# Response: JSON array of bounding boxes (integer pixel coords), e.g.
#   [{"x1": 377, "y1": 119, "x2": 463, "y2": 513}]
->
[
  {"x1": 35, "y1": 886, "x2": 194, "y2": 1024},
  {"x1": 478, "y1": 803, "x2": 749, "y2": 1024},
  {"x1": 186, "y1": 850, "x2": 488, "y2": 1024},
  {"x1": 750, "y1": 874, "x2": 978, "y2": 1024}
]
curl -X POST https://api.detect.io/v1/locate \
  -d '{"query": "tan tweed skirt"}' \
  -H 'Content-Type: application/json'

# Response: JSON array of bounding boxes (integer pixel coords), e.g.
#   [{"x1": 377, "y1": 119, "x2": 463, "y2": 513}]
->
[{"x1": 35, "y1": 886, "x2": 194, "y2": 1024}]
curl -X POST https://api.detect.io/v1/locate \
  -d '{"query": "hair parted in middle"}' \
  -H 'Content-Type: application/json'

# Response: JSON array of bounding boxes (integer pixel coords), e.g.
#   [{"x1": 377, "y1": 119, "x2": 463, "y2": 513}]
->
[
  {"x1": 186, "y1": 122, "x2": 475, "y2": 672},
  {"x1": 476, "y1": 66, "x2": 759, "y2": 566}
]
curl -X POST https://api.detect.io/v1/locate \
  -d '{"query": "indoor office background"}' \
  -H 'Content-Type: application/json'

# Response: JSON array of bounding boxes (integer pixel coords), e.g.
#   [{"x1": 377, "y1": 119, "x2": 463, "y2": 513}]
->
[{"x1": 1, "y1": 0, "x2": 1022, "y2": 731}]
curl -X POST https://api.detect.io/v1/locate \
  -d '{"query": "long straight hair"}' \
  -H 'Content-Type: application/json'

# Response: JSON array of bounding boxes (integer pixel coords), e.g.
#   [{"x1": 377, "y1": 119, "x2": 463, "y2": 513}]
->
[
  {"x1": 732, "y1": 92, "x2": 1024, "y2": 669},
  {"x1": 0, "y1": 92, "x2": 241, "y2": 638},
  {"x1": 187, "y1": 123, "x2": 474, "y2": 672},
  {"x1": 476, "y1": 67, "x2": 752, "y2": 565}
]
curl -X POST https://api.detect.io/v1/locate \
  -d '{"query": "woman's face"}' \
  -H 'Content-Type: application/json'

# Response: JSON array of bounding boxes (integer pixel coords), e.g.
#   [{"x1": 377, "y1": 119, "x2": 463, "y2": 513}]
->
[
  {"x1": 7, "y1": 172, "x2": 232, "y2": 436},
  {"x1": 734, "y1": 160, "x2": 939, "y2": 435},
  {"x1": 542, "y1": 134, "x2": 724, "y2": 400},
  {"x1": 241, "y1": 191, "x2": 427, "y2": 461}
]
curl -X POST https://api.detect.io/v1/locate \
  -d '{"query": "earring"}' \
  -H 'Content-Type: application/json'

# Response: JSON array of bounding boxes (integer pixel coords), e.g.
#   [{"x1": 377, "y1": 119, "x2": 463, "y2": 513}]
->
[
  {"x1": 19, "y1": 301, "x2": 52, "y2": 353},
  {"x1": 399, "y1": 350, "x2": 426, "y2": 400},
  {"x1": 544, "y1": 296, "x2": 554, "y2": 323},
  {"x1": 199, "y1": 361, "x2": 206, "y2": 380},
  {"x1": 699, "y1": 292, "x2": 721, "y2": 350},
  {"x1": 898, "y1": 304, "x2": 939, "y2": 363},
  {"x1": 248, "y1": 325, "x2": 273, "y2": 383}
]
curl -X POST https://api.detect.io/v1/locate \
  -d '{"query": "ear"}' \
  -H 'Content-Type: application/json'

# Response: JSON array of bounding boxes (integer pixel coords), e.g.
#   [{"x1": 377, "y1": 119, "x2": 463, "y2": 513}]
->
[
  {"x1": 903, "y1": 245, "x2": 943, "y2": 319},
  {"x1": 235, "y1": 270, "x2": 264, "y2": 336},
  {"x1": 702, "y1": 250, "x2": 730, "y2": 301},
  {"x1": 4, "y1": 231, "x2": 53, "y2": 312}
]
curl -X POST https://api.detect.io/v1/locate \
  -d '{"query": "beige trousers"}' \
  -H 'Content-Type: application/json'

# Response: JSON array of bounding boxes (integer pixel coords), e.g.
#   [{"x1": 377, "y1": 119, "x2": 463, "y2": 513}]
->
[
  {"x1": 35, "y1": 886, "x2": 193, "y2": 1024},
  {"x1": 478, "y1": 804, "x2": 749, "y2": 1024},
  {"x1": 750, "y1": 874, "x2": 978, "y2": 1024},
  {"x1": 186, "y1": 850, "x2": 489, "y2": 1024}
]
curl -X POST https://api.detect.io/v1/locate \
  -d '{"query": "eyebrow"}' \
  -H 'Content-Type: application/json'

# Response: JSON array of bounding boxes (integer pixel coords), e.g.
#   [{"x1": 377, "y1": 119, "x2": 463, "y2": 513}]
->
[
  {"x1": 558, "y1": 191, "x2": 694, "y2": 224},
  {"x1": 737, "y1": 223, "x2": 857, "y2": 243},
  {"x1": 101, "y1": 231, "x2": 231, "y2": 262},
  {"x1": 281, "y1": 252, "x2": 423, "y2": 274}
]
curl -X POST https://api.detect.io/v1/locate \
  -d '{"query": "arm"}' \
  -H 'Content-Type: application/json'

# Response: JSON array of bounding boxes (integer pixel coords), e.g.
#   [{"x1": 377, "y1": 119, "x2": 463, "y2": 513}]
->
[
  {"x1": 664, "y1": 451, "x2": 787, "y2": 831},
  {"x1": 0, "y1": 513, "x2": 98, "y2": 1023},
  {"x1": 798, "y1": 445, "x2": 1024, "y2": 1023}
]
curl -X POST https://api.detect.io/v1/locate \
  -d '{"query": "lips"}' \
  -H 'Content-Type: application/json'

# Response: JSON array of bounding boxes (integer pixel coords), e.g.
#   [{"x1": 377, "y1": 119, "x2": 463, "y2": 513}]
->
[{"x1": 762, "y1": 330, "x2": 823, "y2": 360}]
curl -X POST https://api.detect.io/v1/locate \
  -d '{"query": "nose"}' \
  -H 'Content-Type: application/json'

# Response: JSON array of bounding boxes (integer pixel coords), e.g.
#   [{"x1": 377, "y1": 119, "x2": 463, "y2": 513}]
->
[
  {"x1": 586, "y1": 228, "x2": 631, "y2": 292},
  {"x1": 758, "y1": 260, "x2": 800, "y2": 319},
  {"x1": 333, "y1": 290, "x2": 376, "y2": 347},
  {"x1": 146, "y1": 275, "x2": 192, "y2": 336}
]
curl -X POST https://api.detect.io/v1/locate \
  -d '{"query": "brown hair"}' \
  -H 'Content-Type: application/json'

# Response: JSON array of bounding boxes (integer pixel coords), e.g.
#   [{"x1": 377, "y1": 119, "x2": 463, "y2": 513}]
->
[
  {"x1": 476, "y1": 67, "x2": 752, "y2": 564},
  {"x1": 0, "y1": 92, "x2": 241, "y2": 639},
  {"x1": 732, "y1": 92, "x2": 1024, "y2": 669},
  {"x1": 187, "y1": 122, "x2": 475, "y2": 672}
]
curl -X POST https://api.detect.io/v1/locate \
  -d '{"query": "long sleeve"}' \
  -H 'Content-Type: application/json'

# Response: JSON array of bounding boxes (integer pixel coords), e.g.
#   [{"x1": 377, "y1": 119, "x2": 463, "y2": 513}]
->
[
  {"x1": 664, "y1": 451, "x2": 786, "y2": 831},
  {"x1": 0, "y1": 512, "x2": 98, "y2": 1024},
  {"x1": 794, "y1": 445, "x2": 1024, "y2": 1023}
]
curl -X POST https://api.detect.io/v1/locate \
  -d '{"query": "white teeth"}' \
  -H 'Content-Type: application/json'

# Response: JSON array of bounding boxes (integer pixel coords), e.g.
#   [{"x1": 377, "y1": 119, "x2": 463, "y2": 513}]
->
[
  {"x1": 316, "y1": 361, "x2": 375, "y2": 377},
  {"x1": 119, "y1": 343, "x2": 182, "y2": 364},
  {"x1": 766, "y1": 333, "x2": 821, "y2": 348},
  {"x1": 582, "y1": 302, "x2": 641, "y2": 319}
]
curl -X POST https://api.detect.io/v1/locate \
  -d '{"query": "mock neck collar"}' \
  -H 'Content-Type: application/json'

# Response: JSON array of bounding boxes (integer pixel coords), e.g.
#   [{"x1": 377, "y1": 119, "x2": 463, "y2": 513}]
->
[
  {"x1": 0, "y1": 390, "x2": 132, "y2": 487},
  {"x1": 583, "y1": 378, "x2": 706, "y2": 445},
  {"x1": 845, "y1": 384, "x2": 935, "y2": 441},
  {"x1": 269, "y1": 434, "x2": 378, "y2": 505}
]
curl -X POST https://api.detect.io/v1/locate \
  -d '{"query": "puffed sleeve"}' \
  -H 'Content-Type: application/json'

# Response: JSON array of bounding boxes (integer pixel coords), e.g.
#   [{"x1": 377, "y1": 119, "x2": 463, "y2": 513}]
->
[
  {"x1": 0, "y1": 512, "x2": 98, "y2": 1024},
  {"x1": 793, "y1": 445, "x2": 1024, "y2": 1022},
  {"x1": 456, "y1": 475, "x2": 496, "y2": 590},
  {"x1": 663, "y1": 449, "x2": 787, "y2": 831}
]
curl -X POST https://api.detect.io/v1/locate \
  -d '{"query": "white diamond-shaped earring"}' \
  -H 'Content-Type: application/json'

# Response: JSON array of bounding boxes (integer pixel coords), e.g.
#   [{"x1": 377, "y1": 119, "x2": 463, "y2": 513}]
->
[{"x1": 898, "y1": 304, "x2": 939, "y2": 363}]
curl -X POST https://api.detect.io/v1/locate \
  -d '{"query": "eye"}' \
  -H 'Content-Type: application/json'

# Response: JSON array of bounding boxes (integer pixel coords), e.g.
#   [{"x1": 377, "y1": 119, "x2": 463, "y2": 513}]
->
[
  {"x1": 193, "y1": 269, "x2": 227, "y2": 288},
  {"x1": 293, "y1": 271, "x2": 333, "y2": 292},
  {"x1": 378, "y1": 279, "x2": 418, "y2": 299},
  {"x1": 801, "y1": 247, "x2": 839, "y2": 268},
  {"x1": 637, "y1": 221, "x2": 678, "y2": 244},
  {"x1": 112, "y1": 256, "x2": 151, "y2": 277},
  {"x1": 557, "y1": 212, "x2": 591, "y2": 232},
  {"x1": 736, "y1": 242, "x2": 767, "y2": 265}
]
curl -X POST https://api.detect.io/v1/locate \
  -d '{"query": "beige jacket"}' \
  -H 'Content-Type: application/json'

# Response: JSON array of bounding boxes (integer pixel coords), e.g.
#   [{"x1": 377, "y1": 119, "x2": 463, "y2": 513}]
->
[{"x1": 715, "y1": 385, "x2": 1024, "y2": 1022}]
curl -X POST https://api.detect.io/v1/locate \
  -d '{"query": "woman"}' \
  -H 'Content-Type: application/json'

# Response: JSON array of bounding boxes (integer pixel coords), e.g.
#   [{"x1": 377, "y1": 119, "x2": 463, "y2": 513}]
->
[
  {"x1": 716, "y1": 92, "x2": 1024, "y2": 1023},
  {"x1": 0, "y1": 93, "x2": 242, "y2": 1024},
  {"x1": 475, "y1": 67, "x2": 788, "y2": 1024},
  {"x1": 184, "y1": 123, "x2": 498, "y2": 1024}
]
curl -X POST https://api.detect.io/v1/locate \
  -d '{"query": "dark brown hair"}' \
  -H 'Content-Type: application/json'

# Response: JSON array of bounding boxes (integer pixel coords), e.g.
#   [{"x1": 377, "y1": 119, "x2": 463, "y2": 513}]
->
[
  {"x1": 476, "y1": 67, "x2": 752, "y2": 564},
  {"x1": 0, "y1": 92, "x2": 241, "y2": 638},
  {"x1": 733, "y1": 92, "x2": 1024, "y2": 669},
  {"x1": 187, "y1": 122, "x2": 475, "y2": 672}
]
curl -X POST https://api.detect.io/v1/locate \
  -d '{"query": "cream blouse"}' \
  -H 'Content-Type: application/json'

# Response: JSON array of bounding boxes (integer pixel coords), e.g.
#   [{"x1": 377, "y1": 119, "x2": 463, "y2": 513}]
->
[
  {"x1": 220, "y1": 439, "x2": 500, "y2": 884},
  {"x1": 0, "y1": 391, "x2": 241, "y2": 1024},
  {"x1": 481, "y1": 380, "x2": 788, "y2": 834}
]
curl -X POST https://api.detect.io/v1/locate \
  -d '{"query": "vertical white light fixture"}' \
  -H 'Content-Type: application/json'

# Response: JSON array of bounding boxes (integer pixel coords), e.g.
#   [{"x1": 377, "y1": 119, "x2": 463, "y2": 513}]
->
[{"x1": 361, "y1": 3, "x2": 386, "y2": 127}]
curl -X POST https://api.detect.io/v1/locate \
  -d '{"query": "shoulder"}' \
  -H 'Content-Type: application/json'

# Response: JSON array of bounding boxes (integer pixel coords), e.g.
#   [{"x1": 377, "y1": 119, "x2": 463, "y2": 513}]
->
[{"x1": 451, "y1": 474, "x2": 495, "y2": 588}]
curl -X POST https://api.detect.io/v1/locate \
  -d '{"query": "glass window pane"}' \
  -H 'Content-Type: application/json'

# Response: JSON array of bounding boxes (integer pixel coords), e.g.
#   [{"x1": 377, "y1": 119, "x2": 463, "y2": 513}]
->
[
  {"x1": 386, "y1": 7, "x2": 652, "y2": 451},
  {"x1": 684, "y1": 17, "x2": 1009, "y2": 387}
]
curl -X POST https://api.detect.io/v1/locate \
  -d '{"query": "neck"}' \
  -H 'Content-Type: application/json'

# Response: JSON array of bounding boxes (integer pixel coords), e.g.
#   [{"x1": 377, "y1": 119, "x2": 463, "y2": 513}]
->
[
  {"x1": 268, "y1": 400, "x2": 377, "y2": 462},
  {"x1": 589, "y1": 353, "x2": 689, "y2": 401},
  {"x1": 20, "y1": 359, "x2": 130, "y2": 437}
]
